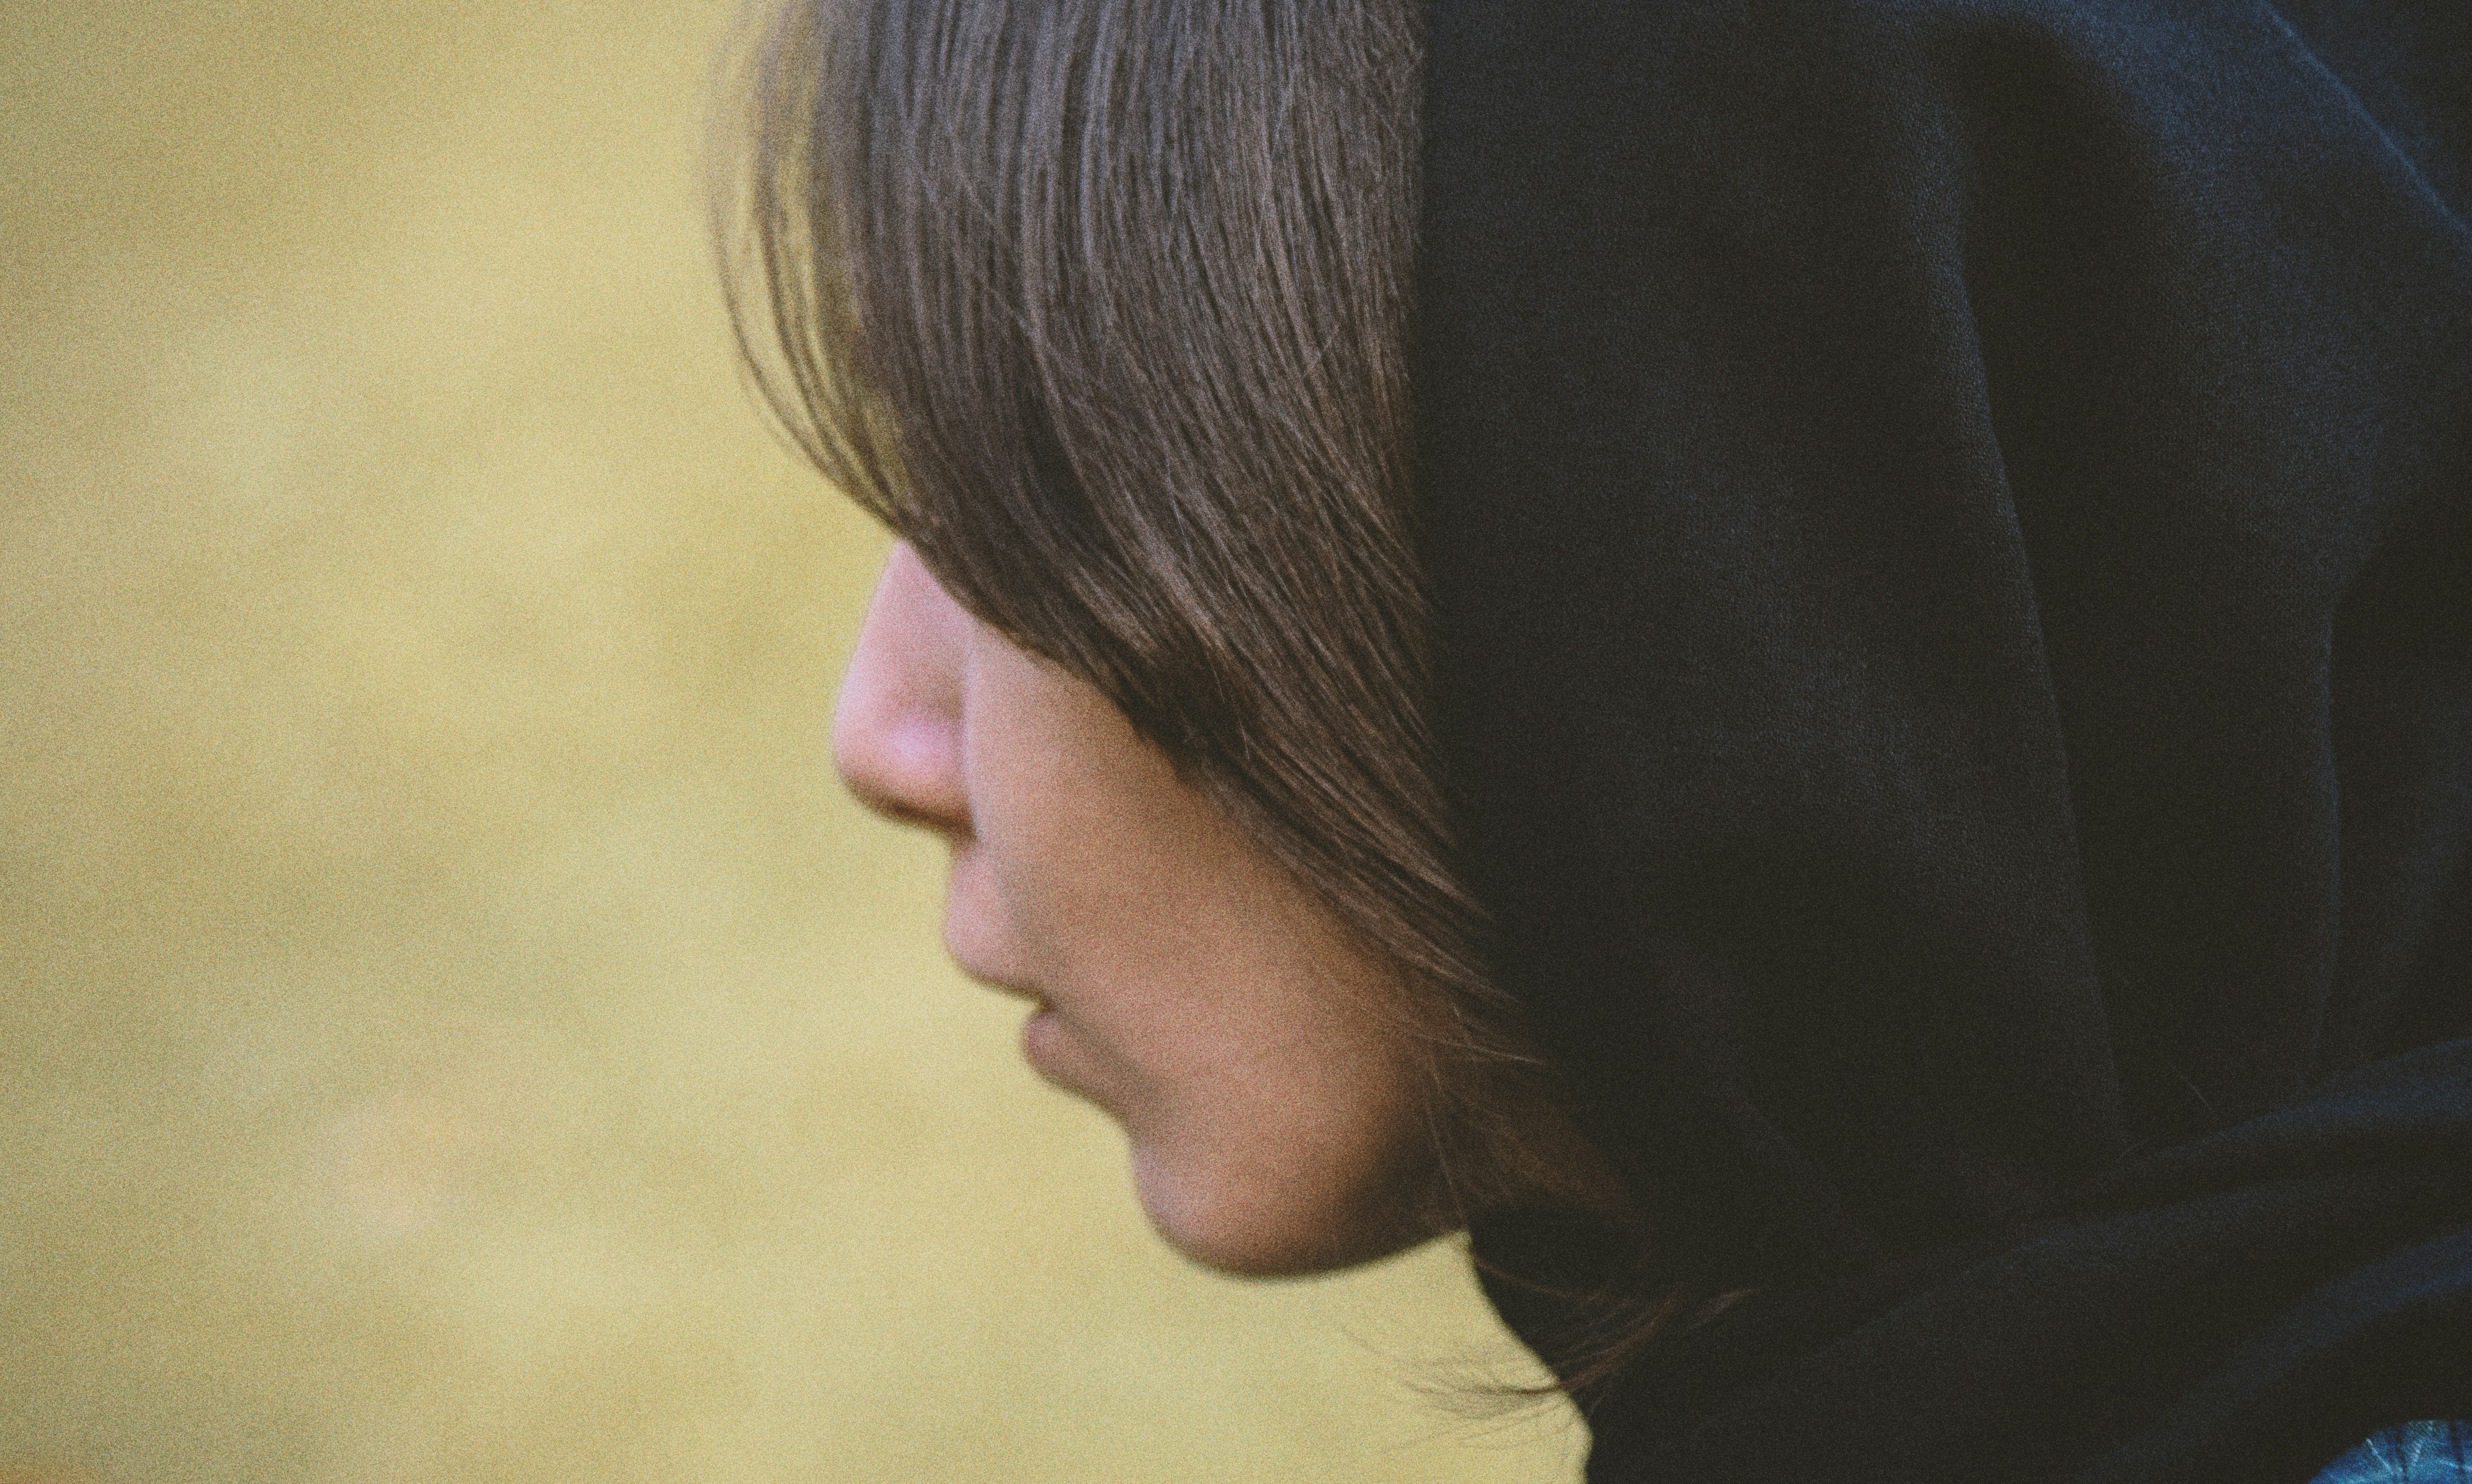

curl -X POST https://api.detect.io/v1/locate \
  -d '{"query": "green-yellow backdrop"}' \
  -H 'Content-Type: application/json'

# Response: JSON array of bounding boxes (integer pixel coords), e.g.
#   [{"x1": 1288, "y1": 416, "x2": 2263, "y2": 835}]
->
[{"x1": 0, "y1": 3, "x2": 1585, "y2": 1480}]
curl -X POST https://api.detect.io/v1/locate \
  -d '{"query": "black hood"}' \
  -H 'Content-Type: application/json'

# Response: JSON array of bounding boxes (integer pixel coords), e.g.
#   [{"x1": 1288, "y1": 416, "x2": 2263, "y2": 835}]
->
[{"x1": 1415, "y1": 1, "x2": 2472, "y2": 1478}]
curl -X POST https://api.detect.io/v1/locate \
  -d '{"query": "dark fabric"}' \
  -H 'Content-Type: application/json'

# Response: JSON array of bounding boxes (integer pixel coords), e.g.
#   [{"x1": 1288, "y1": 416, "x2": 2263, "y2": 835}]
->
[{"x1": 1416, "y1": 2, "x2": 2472, "y2": 1480}]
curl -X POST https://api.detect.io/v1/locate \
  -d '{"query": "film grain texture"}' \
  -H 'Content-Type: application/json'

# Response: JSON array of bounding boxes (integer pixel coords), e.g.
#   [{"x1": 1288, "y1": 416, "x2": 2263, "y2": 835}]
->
[{"x1": 0, "y1": 3, "x2": 1583, "y2": 1481}]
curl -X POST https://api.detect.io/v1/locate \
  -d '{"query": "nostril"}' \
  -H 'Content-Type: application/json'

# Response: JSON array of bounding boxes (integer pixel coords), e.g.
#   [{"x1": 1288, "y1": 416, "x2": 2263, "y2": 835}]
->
[
  {"x1": 834, "y1": 711, "x2": 969, "y2": 835},
  {"x1": 834, "y1": 542, "x2": 973, "y2": 836}
]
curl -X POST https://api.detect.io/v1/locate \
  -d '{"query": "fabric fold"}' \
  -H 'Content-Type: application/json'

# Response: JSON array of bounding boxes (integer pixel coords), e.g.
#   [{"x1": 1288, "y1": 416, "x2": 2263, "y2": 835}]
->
[{"x1": 1421, "y1": 2, "x2": 2472, "y2": 1477}]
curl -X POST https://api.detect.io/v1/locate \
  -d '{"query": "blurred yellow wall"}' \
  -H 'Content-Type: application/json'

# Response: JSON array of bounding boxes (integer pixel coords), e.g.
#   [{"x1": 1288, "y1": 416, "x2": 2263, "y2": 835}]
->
[{"x1": 0, "y1": 4, "x2": 1583, "y2": 1481}]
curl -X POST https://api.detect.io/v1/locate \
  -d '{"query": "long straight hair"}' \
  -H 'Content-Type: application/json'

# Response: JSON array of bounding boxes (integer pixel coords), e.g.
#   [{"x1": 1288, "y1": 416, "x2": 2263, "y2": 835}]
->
[{"x1": 713, "y1": 0, "x2": 1649, "y2": 1300}]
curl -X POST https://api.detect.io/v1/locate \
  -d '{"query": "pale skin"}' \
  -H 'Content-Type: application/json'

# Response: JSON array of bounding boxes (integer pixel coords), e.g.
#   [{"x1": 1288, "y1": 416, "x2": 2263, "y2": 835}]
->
[{"x1": 833, "y1": 543, "x2": 1448, "y2": 1275}]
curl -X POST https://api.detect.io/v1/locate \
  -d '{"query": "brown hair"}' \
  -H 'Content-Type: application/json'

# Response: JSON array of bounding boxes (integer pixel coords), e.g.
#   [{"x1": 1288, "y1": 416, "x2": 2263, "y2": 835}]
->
[{"x1": 714, "y1": 0, "x2": 1654, "y2": 1336}]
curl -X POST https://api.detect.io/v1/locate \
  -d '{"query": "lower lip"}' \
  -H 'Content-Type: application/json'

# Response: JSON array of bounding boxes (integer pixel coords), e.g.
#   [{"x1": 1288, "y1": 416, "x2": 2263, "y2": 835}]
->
[
  {"x1": 1020, "y1": 1004, "x2": 1065, "y2": 1076},
  {"x1": 1018, "y1": 1006, "x2": 1118, "y2": 1114}
]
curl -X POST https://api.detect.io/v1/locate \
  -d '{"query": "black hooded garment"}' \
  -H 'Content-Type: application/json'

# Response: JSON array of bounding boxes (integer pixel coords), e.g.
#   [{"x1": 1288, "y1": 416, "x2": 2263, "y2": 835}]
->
[{"x1": 1413, "y1": 2, "x2": 2472, "y2": 1481}]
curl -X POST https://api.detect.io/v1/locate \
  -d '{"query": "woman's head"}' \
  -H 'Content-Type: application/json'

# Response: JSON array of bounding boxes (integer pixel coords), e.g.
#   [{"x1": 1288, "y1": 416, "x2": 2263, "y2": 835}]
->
[
  {"x1": 834, "y1": 542, "x2": 1448, "y2": 1273},
  {"x1": 719, "y1": 0, "x2": 1614, "y2": 1271}
]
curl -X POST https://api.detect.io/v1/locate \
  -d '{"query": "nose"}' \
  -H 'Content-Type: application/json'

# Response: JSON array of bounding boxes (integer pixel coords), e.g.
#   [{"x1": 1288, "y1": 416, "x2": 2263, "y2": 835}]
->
[{"x1": 833, "y1": 542, "x2": 972, "y2": 836}]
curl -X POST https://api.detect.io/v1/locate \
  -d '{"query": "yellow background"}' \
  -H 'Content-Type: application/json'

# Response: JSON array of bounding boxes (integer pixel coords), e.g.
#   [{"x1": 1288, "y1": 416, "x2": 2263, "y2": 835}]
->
[{"x1": 0, "y1": 3, "x2": 1584, "y2": 1480}]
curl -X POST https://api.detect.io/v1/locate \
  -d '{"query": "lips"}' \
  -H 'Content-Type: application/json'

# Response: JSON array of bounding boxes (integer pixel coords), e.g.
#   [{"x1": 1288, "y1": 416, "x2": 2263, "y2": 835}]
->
[
  {"x1": 936, "y1": 880, "x2": 1110, "y2": 1108},
  {"x1": 961, "y1": 962, "x2": 1043, "y2": 1004},
  {"x1": 941, "y1": 929, "x2": 1075, "y2": 1071},
  {"x1": 1020, "y1": 1002, "x2": 1066, "y2": 1075},
  {"x1": 1016, "y1": 1001, "x2": 1123, "y2": 1116},
  {"x1": 942, "y1": 914, "x2": 1040, "y2": 1002}
]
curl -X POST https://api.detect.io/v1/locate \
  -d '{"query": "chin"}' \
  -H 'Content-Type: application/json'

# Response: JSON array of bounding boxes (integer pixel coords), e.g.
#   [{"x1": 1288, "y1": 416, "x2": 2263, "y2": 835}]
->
[{"x1": 1128, "y1": 1146, "x2": 1432, "y2": 1278}]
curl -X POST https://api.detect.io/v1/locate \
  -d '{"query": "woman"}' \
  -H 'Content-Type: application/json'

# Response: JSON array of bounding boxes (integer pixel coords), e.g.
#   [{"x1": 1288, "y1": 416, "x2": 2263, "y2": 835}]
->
[{"x1": 719, "y1": 0, "x2": 2472, "y2": 1479}]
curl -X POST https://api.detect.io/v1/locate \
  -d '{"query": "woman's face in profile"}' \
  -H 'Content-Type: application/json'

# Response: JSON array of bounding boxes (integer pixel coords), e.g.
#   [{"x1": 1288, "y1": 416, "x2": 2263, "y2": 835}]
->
[{"x1": 833, "y1": 543, "x2": 1444, "y2": 1275}]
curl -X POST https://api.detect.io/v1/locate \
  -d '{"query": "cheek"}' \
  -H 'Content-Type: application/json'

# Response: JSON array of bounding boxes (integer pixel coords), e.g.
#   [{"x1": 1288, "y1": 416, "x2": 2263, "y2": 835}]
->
[{"x1": 940, "y1": 628, "x2": 1448, "y2": 1270}]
